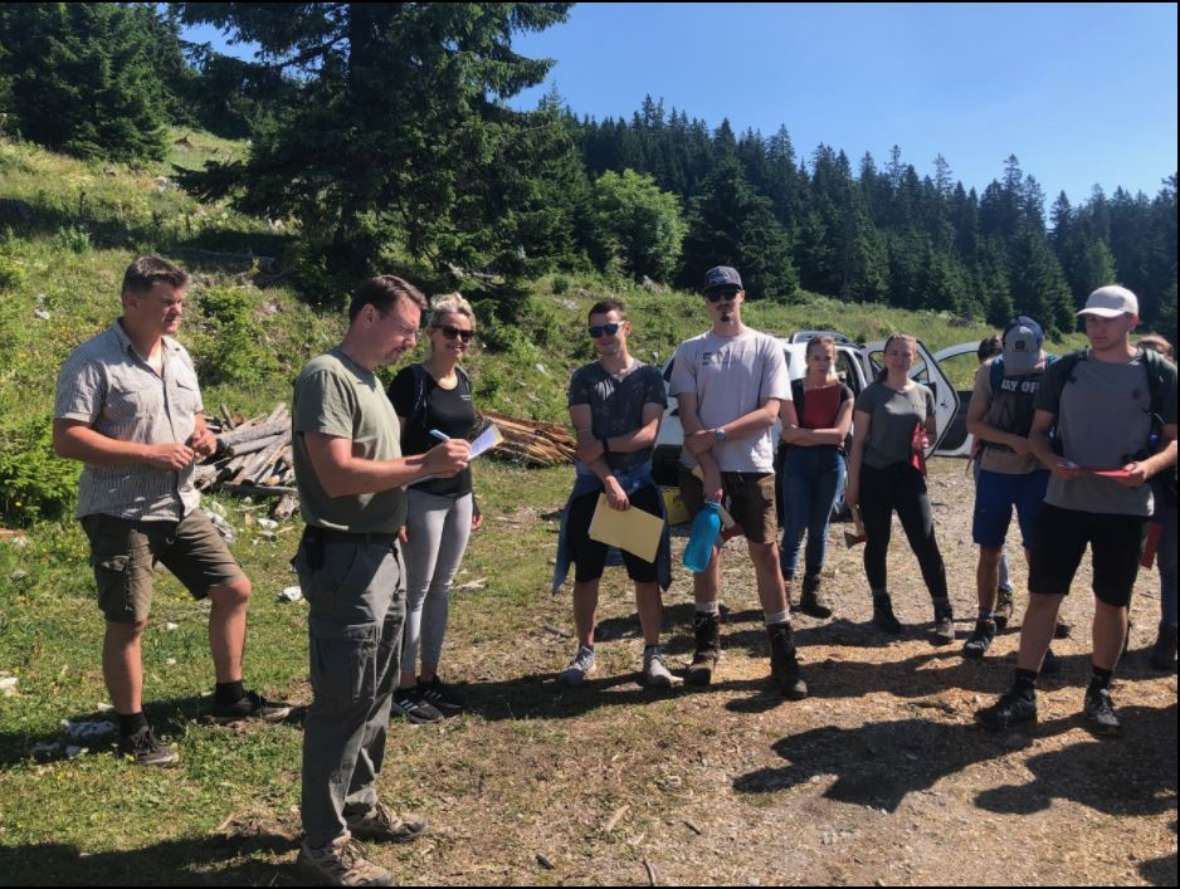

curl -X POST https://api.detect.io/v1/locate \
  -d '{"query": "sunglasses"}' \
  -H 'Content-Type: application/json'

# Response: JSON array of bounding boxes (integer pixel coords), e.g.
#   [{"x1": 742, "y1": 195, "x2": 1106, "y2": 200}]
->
[
  {"x1": 436, "y1": 324, "x2": 474, "y2": 343},
  {"x1": 588, "y1": 322, "x2": 622, "y2": 339},
  {"x1": 705, "y1": 288, "x2": 739, "y2": 303}
]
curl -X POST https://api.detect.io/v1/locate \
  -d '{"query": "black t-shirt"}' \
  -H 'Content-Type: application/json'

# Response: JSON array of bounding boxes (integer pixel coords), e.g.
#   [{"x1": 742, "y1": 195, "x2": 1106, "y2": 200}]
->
[
  {"x1": 388, "y1": 364, "x2": 478, "y2": 498},
  {"x1": 567, "y1": 361, "x2": 667, "y2": 472}
]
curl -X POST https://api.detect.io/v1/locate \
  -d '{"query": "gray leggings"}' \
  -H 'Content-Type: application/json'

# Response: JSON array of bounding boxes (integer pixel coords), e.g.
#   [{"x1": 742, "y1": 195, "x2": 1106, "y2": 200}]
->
[{"x1": 401, "y1": 488, "x2": 473, "y2": 679}]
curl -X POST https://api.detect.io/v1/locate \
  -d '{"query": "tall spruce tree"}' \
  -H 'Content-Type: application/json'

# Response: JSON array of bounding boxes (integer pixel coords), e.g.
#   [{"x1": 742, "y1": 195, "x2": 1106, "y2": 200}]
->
[
  {"x1": 0, "y1": 3, "x2": 170, "y2": 162},
  {"x1": 176, "y1": 3, "x2": 572, "y2": 287}
]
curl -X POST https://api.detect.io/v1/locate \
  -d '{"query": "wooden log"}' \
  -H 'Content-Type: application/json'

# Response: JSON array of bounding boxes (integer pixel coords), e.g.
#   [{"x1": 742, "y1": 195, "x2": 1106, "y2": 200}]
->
[
  {"x1": 216, "y1": 417, "x2": 289, "y2": 450},
  {"x1": 247, "y1": 435, "x2": 291, "y2": 485},
  {"x1": 273, "y1": 493, "x2": 300, "y2": 520},
  {"x1": 224, "y1": 432, "x2": 287, "y2": 458},
  {"x1": 221, "y1": 484, "x2": 297, "y2": 497}
]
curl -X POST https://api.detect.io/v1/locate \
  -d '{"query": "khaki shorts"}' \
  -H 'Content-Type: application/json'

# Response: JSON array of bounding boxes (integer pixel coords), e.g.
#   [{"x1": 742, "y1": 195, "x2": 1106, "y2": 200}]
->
[
  {"x1": 81, "y1": 510, "x2": 245, "y2": 624},
  {"x1": 678, "y1": 468, "x2": 779, "y2": 545}
]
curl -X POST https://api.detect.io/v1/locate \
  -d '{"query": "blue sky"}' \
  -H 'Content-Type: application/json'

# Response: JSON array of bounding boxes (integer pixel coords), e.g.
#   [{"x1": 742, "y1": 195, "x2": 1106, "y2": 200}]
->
[{"x1": 184, "y1": 3, "x2": 1177, "y2": 208}]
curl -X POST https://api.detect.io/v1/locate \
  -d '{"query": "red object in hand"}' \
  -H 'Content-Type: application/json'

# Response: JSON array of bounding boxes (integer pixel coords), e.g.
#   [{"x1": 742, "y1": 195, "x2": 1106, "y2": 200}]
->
[{"x1": 910, "y1": 421, "x2": 927, "y2": 476}]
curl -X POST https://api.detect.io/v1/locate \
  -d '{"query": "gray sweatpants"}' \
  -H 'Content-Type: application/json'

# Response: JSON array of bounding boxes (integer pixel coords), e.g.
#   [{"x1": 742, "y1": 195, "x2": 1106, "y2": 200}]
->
[
  {"x1": 401, "y1": 488, "x2": 473, "y2": 680},
  {"x1": 295, "y1": 534, "x2": 405, "y2": 847}
]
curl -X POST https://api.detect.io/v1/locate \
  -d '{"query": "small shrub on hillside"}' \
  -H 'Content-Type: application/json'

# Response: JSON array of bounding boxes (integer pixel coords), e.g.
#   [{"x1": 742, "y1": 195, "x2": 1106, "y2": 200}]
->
[
  {"x1": 0, "y1": 252, "x2": 24, "y2": 290},
  {"x1": 54, "y1": 225, "x2": 92, "y2": 255},
  {"x1": 196, "y1": 285, "x2": 280, "y2": 386},
  {"x1": 551, "y1": 275, "x2": 571, "y2": 295},
  {"x1": 0, "y1": 417, "x2": 80, "y2": 526}
]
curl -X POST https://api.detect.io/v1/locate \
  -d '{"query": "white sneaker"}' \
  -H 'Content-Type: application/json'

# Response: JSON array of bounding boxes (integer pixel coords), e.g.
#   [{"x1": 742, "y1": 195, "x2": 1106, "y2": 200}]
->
[
  {"x1": 641, "y1": 645, "x2": 682, "y2": 688},
  {"x1": 560, "y1": 645, "x2": 596, "y2": 686}
]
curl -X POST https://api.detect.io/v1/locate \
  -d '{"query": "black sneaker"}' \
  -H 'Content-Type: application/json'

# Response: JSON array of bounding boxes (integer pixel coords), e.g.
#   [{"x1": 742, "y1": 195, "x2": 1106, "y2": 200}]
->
[
  {"x1": 871, "y1": 594, "x2": 902, "y2": 634},
  {"x1": 1040, "y1": 646, "x2": 1061, "y2": 676},
  {"x1": 211, "y1": 690, "x2": 293, "y2": 724},
  {"x1": 418, "y1": 676, "x2": 464, "y2": 714},
  {"x1": 392, "y1": 688, "x2": 444, "y2": 724},
  {"x1": 768, "y1": 622, "x2": 808, "y2": 700},
  {"x1": 117, "y1": 726, "x2": 180, "y2": 767},
  {"x1": 686, "y1": 612, "x2": 721, "y2": 686},
  {"x1": 962, "y1": 619, "x2": 996, "y2": 659},
  {"x1": 976, "y1": 688, "x2": 1037, "y2": 732},
  {"x1": 798, "y1": 574, "x2": 833, "y2": 619},
  {"x1": 1083, "y1": 686, "x2": 1121, "y2": 737}
]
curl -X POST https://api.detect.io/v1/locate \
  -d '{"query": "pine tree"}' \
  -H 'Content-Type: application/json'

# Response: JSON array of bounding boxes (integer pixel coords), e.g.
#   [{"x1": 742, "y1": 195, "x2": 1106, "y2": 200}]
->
[{"x1": 0, "y1": 4, "x2": 169, "y2": 163}]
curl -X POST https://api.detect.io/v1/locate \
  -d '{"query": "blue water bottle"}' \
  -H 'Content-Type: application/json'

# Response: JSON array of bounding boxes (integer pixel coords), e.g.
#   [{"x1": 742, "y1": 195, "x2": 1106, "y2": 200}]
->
[{"x1": 683, "y1": 501, "x2": 722, "y2": 573}]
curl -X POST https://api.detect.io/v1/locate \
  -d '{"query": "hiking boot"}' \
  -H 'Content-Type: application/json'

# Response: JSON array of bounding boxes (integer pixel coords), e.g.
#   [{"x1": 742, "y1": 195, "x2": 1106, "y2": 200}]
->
[
  {"x1": 392, "y1": 687, "x2": 444, "y2": 724},
  {"x1": 768, "y1": 622, "x2": 808, "y2": 700},
  {"x1": 1083, "y1": 686, "x2": 1121, "y2": 737},
  {"x1": 994, "y1": 588, "x2": 1015, "y2": 630},
  {"x1": 686, "y1": 611, "x2": 721, "y2": 686},
  {"x1": 641, "y1": 645, "x2": 681, "y2": 688},
  {"x1": 962, "y1": 619, "x2": 996, "y2": 659},
  {"x1": 297, "y1": 834, "x2": 392, "y2": 887},
  {"x1": 1054, "y1": 620, "x2": 1072, "y2": 640},
  {"x1": 418, "y1": 675, "x2": 464, "y2": 714},
  {"x1": 116, "y1": 726, "x2": 179, "y2": 768},
  {"x1": 346, "y1": 802, "x2": 427, "y2": 844},
  {"x1": 1040, "y1": 646, "x2": 1061, "y2": 676},
  {"x1": 210, "y1": 689, "x2": 293, "y2": 724},
  {"x1": 799, "y1": 574, "x2": 833, "y2": 620},
  {"x1": 1149, "y1": 624, "x2": 1178, "y2": 672},
  {"x1": 976, "y1": 688, "x2": 1037, "y2": 732},
  {"x1": 559, "y1": 645, "x2": 596, "y2": 686},
  {"x1": 931, "y1": 598, "x2": 956, "y2": 646},
  {"x1": 871, "y1": 593, "x2": 902, "y2": 634}
]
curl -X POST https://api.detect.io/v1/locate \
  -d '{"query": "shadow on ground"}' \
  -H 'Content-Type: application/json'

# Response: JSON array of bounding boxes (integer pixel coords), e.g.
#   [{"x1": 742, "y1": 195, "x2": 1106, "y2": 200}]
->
[{"x1": 732, "y1": 703, "x2": 1177, "y2": 817}]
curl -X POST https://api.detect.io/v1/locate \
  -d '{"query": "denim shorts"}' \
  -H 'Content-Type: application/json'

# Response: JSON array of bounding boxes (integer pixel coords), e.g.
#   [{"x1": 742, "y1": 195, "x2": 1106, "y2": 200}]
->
[{"x1": 972, "y1": 469, "x2": 1049, "y2": 549}]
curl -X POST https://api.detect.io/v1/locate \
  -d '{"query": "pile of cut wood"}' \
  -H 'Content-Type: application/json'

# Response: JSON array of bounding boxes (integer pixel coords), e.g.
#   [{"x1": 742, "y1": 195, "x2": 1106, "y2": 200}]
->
[
  {"x1": 196, "y1": 403, "x2": 298, "y2": 519},
  {"x1": 480, "y1": 410, "x2": 576, "y2": 467}
]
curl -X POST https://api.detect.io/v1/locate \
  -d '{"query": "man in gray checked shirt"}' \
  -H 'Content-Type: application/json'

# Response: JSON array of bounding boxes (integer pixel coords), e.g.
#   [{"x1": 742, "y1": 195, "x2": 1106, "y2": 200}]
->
[{"x1": 53, "y1": 255, "x2": 290, "y2": 767}]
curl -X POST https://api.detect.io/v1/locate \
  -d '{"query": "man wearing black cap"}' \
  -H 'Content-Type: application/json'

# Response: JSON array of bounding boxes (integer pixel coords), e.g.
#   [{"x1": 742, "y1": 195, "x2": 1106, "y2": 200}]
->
[
  {"x1": 669, "y1": 266, "x2": 807, "y2": 699},
  {"x1": 978, "y1": 286, "x2": 1178, "y2": 736},
  {"x1": 963, "y1": 316, "x2": 1054, "y2": 659}
]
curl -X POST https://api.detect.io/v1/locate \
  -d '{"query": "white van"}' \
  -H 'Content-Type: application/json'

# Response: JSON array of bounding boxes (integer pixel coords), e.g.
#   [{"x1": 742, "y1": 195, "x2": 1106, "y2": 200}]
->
[{"x1": 651, "y1": 330, "x2": 962, "y2": 487}]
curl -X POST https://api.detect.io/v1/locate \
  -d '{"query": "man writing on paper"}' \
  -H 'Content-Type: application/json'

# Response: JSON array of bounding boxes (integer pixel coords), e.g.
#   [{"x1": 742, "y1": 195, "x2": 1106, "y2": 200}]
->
[{"x1": 554, "y1": 299, "x2": 677, "y2": 689}]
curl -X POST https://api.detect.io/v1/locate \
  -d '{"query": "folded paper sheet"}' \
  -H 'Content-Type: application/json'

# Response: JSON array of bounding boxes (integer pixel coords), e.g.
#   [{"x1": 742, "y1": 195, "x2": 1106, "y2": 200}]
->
[{"x1": 588, "y1": 494, "x2": 665, "y2": 563}]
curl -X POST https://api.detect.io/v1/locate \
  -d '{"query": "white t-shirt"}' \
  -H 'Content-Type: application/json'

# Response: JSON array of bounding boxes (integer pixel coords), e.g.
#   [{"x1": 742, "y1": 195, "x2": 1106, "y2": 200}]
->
[{"x1": 669, "y1": 327, "x2": 790, "y2": 473}]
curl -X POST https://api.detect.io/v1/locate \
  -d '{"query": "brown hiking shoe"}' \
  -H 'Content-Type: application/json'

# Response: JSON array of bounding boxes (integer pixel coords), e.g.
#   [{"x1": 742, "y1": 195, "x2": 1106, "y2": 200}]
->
[
  {"x1": 799, "y1": 574, "x2": 833, "y2": 619},
  {"x1": 768, "y1": 622, "x2": 808, "y2": 700},
  {"x1": 686, "y1": 611, "x2": 721, "y2": 686},
  {"x1": 346, "y1": 802, "x2": 426, "y2": 844},
  {"x1": 297, "y1": 834, "x2": 392, "y2": 887}
]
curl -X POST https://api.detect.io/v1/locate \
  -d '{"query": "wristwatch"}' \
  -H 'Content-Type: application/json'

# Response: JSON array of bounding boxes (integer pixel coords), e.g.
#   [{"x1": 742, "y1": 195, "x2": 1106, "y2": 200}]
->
[{"x1": 713, "y1": 427, "x2": 728, "y2": 443}]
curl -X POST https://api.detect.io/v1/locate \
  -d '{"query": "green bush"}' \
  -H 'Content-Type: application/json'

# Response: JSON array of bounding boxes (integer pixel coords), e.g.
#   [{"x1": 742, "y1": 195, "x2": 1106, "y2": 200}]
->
[
  {"x1": 196, "y1": 285, "x2": 280, "y2": 386},
  {"x1": 0, "y1": 251, "x2": 24, "y2": 290},
  {"x1": 0, "y1": 417, "x2": 80, "y2": 526},
  {"x1": 54, "y1": 225, "x2": 92, "y2": 255}
]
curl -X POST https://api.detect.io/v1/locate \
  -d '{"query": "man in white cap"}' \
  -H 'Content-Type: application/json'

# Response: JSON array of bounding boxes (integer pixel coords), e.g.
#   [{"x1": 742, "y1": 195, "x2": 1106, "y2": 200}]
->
[{"x1": 978, "y1": 286, "x2": 1177, "y2": 736}]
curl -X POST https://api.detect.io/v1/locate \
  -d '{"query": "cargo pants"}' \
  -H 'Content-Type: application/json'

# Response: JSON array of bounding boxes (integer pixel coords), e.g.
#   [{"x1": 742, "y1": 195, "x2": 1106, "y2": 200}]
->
[{"x1": 294, "y1": 529, "x2": 406, "y2": 847}]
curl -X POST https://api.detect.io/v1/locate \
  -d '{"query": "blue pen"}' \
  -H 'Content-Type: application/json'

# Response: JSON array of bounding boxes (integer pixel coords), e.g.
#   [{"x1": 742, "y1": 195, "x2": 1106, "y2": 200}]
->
[{"x1": 428, "y1": 429, "x2": 450, "y2": 443}]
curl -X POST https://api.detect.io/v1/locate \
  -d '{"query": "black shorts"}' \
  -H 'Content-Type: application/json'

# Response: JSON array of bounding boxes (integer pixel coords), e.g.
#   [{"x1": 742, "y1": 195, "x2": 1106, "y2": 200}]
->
[
  {"x1": 567, "y1": 484, "x2": 662, "y2": 584},
  {"x1": 1028, "y1": 503, "x2": 1148, "y2": 607}
]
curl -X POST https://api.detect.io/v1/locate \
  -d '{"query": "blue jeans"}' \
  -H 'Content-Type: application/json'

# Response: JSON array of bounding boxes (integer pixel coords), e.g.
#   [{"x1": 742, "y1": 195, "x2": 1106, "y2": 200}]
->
[{"x1": 779, "y1": 447, "x2": 846, "y2": 580}]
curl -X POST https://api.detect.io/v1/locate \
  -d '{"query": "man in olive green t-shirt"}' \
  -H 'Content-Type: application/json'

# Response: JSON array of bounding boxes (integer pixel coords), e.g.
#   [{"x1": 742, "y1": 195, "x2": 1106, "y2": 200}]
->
[{"x1": 292, "y1": 275, "x2": 470, "y2": 887}]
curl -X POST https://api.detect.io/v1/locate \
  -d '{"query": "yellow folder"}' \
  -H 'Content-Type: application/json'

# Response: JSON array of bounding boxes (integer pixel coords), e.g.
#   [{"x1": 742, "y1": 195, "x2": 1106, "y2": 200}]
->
[{"x1": 588, "y1": 494, "x2": 665, "y2": 563}]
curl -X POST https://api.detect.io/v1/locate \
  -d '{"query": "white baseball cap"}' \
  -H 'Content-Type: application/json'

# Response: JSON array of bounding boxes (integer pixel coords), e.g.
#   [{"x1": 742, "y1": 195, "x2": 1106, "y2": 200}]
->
[{"x1": 1077, "y1": 285, "x2": 1139, "y2": 318}]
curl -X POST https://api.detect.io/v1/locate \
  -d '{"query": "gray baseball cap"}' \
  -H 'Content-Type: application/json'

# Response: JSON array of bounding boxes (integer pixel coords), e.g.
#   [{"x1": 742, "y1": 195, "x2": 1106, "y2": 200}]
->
[
  {"x1": 703, "y1": 266, "x2": 742, "y2": 291},
  {"x1": 1078, "y1": 285, "x2": 1139, "y2": 318},
  {"x1": 1002, "y1": 315, "x2": 1044, "y2": 374}
]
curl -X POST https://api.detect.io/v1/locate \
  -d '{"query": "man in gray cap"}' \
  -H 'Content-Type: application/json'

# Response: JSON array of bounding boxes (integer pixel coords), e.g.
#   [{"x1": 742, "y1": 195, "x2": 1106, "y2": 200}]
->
[
  {"x1": 669, "y1": 265, "x2": 807, "y2": 699},
  {"x1": 963, "y1": 316, "x2": 1056, "y2": 659},
  {"x1": 978, "y1": 286, "x2": 1177, "y2": 736}
]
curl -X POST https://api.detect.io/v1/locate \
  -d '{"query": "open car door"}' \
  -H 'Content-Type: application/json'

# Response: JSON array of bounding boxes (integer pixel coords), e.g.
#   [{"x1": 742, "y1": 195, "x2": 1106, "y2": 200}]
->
[
  {"x1": 930, "y1": 341, "x2": 986, "y2": 457},
  {"x1": 861, "y1": 339, "x2": 961, "y2": 456}
]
